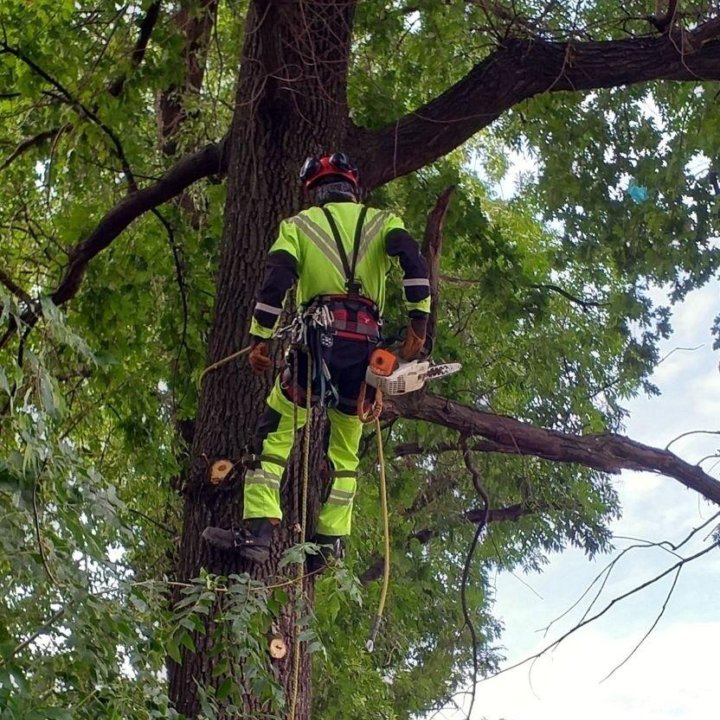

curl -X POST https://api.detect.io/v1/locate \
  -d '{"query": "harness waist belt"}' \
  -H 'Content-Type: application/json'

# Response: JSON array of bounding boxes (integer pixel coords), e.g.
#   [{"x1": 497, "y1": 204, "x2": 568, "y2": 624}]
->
[{"x1": 314, "y1": 294, "x2": 381, "y2": 341}]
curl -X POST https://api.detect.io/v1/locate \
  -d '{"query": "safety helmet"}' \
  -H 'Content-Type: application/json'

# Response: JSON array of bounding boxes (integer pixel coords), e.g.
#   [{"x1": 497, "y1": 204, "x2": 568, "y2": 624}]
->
[{"x1": 299, "y1": 152, "x2": 359, "y2": 190}]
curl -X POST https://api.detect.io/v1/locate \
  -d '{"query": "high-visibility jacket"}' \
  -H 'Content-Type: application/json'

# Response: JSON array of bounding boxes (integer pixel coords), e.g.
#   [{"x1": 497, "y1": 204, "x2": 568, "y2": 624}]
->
[{"x1": 250, "y1": 201, "x2": 430, "y2": 339}]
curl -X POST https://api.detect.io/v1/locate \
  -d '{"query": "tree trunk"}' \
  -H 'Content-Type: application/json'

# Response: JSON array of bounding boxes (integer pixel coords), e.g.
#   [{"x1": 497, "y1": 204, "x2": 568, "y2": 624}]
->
[{"x1": 168, "y1": 1, "x2": 356, "y2": 717}]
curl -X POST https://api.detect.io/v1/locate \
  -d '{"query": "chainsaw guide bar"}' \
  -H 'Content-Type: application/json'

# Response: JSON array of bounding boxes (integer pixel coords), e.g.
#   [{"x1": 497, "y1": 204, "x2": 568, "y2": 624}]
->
[{"x1": 425, "y1": 363, "x2": 462, "y2": 381}]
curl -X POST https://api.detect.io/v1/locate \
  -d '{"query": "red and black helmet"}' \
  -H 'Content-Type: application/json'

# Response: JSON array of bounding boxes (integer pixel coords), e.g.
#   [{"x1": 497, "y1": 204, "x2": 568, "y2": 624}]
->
[{"x1": 299, "y1": 152, "x2": 359, "y2": 190}]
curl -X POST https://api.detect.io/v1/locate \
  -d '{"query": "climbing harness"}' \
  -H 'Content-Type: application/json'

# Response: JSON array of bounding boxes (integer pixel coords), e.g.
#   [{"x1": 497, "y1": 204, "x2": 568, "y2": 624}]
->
[
  {"x1": 277, "y1": 300, "x2": 338, "y2": 408},
  {"x1": 200, "y1": 204, "x2": 378, "y2": 391}
]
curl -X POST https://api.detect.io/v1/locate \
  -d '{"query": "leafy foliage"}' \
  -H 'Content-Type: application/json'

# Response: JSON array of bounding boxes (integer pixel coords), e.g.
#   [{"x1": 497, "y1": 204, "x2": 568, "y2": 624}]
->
[{"x1": 1, "y1": 1, "x2": 719, "y2": 719}]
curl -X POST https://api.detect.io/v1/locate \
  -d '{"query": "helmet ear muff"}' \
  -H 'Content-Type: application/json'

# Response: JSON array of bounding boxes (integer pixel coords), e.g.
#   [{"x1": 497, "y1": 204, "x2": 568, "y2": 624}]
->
[{"x1": 299, "y1": 156, "x2": 321, "y2": 183}]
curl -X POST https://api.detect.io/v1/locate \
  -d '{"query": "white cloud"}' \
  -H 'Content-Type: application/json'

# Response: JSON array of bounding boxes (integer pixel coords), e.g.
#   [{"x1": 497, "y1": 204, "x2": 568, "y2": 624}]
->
[
  {"x1": 476, "y1": 622, "x2": 719, "y2": 720},
  {"x1": 446, "y1": 281, "x2": 720, "y2": 720}
]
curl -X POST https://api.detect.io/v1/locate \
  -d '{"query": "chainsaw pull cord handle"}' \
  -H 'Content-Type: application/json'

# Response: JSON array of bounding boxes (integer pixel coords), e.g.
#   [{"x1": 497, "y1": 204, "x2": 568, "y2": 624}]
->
[{"x1": 366, "y1": 414, "x2": 390, "y2": 653}]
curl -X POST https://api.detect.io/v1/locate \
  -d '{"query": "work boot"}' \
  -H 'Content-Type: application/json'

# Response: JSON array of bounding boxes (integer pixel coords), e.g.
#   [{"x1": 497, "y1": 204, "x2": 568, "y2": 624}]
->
[
  {"x1": 202, "y1": 519, "x2": 275, "y2": 562},
  {"x1": 307, "y1": 534, "x2": 344, "y2": 575}
]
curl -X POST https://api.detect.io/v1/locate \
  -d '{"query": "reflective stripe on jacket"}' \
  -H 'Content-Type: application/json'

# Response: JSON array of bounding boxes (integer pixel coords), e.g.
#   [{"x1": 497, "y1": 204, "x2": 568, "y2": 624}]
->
[{"x1": 250, "y1": 202, "x2": 430, "y2": 339}]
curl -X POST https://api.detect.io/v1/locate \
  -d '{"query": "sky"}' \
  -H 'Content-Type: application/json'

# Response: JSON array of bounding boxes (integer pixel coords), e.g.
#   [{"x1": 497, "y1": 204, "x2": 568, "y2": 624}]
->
[{"x1": 446, "y1": 281, "x2": 720, "y2": 720}]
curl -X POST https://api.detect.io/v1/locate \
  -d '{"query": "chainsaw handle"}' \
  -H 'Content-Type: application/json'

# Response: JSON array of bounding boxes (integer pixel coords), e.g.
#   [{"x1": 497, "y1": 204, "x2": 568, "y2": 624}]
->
[{"x1": 381, "y1": 328, "x2": 433, "y2": 360}]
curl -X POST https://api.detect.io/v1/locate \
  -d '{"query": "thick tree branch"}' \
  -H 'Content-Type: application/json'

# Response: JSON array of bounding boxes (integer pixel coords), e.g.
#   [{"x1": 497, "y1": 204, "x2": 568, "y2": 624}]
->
[
  {"x1": 422, "y1": 185, "x2": 455, "y2": 346},
  {"x1": 0, "y1": 139, "x2": 227, "y2": 349},
  {"x1": 356, "y1": 20, "x2": 720, "y2": 188},
  {"x1": 648, "y1": 0, "x2": 680, "y2": 33},
  {"x1": 383, "y1": 393, "x2": 720, "y2": 505},
  {"x1": 693, "y1": 16, "x2": 720, "y2": 46},
  {"x1": 0, "y1": 269, "x2": 34, "y2": 309},
  {"x1": 108, "y1": 1, "x2": 163, "y2": 97},
  {"x1": 52, "y1": 139, "x2": 226, "y2": 307},
  {"x1": 158, "y1": 0, "x2": 219, "y2": 149}
]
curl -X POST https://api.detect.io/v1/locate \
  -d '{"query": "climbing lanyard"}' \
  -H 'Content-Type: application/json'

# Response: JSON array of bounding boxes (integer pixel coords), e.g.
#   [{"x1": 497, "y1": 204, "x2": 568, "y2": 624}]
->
[
  {"x1": 366, "y1": 415, "x2": 390, "y2": 653},
  {"x1": 197, "y1": 345, "x2": 253, "y2": 386},
  {"x1": 288, "y1": 351, "x2": 313, "y2": 720}
]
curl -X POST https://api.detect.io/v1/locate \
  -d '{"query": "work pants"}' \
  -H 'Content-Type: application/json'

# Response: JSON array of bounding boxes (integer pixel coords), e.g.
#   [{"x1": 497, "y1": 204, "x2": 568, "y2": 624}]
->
[{"x1": 243, "y1": 338, "x2": 370, "y2": 536}]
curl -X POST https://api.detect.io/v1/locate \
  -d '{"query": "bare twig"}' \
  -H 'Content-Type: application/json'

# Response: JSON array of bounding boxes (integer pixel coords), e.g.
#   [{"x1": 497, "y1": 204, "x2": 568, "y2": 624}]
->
[
  {"x1": 459, "y1": 436, "x2": 490, "y2": 720},
  {"x1": 530, "y1": 283, "x2": 608, "y2": 309},
  {"x1": 152, "y1": 208, "x2": 190, "y2": 410},
  {"x1": 600, "y1": 566, "x2": 681, "y2": 682},
  {"x1": 126, "y1": 506, "x2": 175, "y2": 536},
  {"x1": 665, "y1": 429, "x2": 720, "y2": 451},
  {"x1": 486, "y1": 540, "x2": 719, "y2": 683},
  {"x1": 0, "y1": 606, "x2": 67, "y2": 666},
  {"x1": 32, "y1": 467, "x2": 62, "y2": 589},
  {"x1": 657, "y1": 344, "x2": 703, "y2": 364},
  {"x1": 0, "y1": 126, "x2": 68, "y2": 172}
]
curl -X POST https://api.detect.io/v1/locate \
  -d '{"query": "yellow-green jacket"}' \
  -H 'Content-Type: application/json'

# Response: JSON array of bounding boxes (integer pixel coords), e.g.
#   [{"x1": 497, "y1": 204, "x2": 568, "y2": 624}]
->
[{"x1": 250, "y1": 201, "x2": 430, "y2": 339}]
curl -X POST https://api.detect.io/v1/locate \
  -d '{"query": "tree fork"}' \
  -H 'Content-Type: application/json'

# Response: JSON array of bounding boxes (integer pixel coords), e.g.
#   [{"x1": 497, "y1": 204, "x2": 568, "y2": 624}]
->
[{"x1": 169, "y1": 1, "x2": 358, "y2": 716}]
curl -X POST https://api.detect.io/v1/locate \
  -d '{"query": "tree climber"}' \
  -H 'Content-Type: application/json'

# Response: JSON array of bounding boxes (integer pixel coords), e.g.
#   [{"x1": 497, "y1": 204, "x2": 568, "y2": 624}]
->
[{"x1": 202, "y1": 153, "x2": 431, "y2": 571}]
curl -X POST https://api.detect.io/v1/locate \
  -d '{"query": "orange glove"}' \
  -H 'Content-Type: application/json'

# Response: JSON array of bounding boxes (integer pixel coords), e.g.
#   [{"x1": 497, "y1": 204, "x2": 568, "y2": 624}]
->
[
  {"x1": 248, "y1": 341, "x2": 273, "y2": 375},
  {"x1": 399, "y1": 320, "x2": 426, "y2": 361}
]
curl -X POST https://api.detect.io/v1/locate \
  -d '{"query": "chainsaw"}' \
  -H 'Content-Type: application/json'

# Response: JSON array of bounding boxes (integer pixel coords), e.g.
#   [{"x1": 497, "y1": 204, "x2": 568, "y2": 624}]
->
[{"x1": 365, "y1": 348, "x2": 461, "y2": 396}]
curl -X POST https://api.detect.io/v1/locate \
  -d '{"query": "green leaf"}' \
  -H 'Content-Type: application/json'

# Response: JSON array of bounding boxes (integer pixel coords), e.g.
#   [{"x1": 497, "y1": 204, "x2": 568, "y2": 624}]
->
[
  {"x1": 167, "y1": 637, "x2": 182, "y2": 665},
  {"x1": 216, "y1": 677, "x2": 234, "y2": 701}
]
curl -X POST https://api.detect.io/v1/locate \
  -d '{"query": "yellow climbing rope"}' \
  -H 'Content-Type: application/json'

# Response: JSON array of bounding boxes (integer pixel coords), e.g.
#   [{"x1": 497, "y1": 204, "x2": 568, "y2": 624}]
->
[
  {"x1": 288, "y1": 354, "x2": 313, "y2": 720},
  {"x1": 366, "y1": 415, "x2": 390, "y2": 653},
  {"x1": 197, "y1": 345, "x2": 252, "y2": 386},
  {"x1": 357, "y1": 382, "x2": 391, "y2": 652},
  {"x1": 199, "y1": 337, "x2": 318, "y2": 716}
]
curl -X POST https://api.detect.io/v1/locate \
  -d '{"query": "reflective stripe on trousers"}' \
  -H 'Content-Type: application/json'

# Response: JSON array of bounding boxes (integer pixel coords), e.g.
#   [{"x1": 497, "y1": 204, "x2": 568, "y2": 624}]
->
[{"x1": 243, "y1": 378, "x2": 363, "y2": 536}]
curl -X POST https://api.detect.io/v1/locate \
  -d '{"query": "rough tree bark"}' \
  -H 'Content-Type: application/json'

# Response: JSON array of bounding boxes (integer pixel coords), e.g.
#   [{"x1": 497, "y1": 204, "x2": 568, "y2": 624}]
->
[{"x1": 168, "y1": 1, "x2": 358, "y2": 717}]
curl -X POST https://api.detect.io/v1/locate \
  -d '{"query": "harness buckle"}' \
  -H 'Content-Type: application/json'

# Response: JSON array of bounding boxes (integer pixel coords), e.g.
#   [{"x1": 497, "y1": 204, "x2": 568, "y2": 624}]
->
[{"x1": 346, "y1": 280, "x2": 363, "y2": 296}]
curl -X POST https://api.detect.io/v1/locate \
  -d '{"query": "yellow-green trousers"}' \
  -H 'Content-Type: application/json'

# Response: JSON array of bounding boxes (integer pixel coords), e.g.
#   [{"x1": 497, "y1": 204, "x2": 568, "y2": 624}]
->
[{"x1": 243, "y1": 377, "x2": 363, "y2": 536}]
